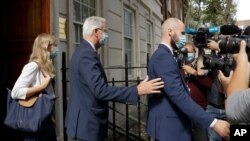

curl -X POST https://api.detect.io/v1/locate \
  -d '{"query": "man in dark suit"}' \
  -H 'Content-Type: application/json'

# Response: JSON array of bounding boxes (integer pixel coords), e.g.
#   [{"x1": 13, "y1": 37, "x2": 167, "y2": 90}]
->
[
  {"x1": 65, "y1": 16, "x2": 164, "y2": 141},
  {"x1": 146, "y1": 18, "x2": 230, "y2": 141}
]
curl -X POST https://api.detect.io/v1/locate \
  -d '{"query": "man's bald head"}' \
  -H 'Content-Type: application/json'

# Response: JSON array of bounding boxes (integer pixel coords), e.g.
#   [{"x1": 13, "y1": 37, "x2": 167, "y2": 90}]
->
[
  {"x1": 162, "y1": 18, "x2": 184, "y2": 34},
  {"x1": 161, "y1": 18, "x2": 186, "y2": 48}
]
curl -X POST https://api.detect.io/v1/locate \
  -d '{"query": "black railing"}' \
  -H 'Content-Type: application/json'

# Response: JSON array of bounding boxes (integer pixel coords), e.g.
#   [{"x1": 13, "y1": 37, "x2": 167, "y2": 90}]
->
[
  {"x1": 61, "y1": 52, "x2": 68, "y2": 141},
  {"x1": 62, "y1": 53, "x2": 150, "y2": 141},
  {"x1": 104, "y1": 54, "x2": 149, "y2": 141}
]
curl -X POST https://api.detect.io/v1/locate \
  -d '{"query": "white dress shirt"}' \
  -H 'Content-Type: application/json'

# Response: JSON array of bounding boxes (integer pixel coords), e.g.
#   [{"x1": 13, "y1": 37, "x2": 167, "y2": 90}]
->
[{"x1": 11, "y1": 62, "x2": 53, "y2": 100}]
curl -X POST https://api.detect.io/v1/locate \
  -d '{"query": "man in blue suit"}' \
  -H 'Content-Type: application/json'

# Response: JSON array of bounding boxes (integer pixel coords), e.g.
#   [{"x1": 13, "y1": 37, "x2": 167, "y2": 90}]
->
[
  {"x1": 65, "y1": 16, "x2": 164, "y2": 141},
  {"x1": 146, "y1": 18, "x2": 230, "y2": 141}
]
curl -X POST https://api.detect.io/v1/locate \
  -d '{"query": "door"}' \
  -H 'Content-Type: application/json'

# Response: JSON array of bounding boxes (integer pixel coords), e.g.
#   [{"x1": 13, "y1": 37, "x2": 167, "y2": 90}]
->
[
  {"x1": 0, "y1": 0, "x2": 51, "y2": 139},
  {"x1": 1, "y1": 0, "x2": 51, "y2": 88}
]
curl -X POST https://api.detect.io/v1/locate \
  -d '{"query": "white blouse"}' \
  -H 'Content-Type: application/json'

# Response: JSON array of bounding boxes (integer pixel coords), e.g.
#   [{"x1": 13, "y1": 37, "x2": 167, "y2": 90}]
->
[{"x1": 11, "y1": 62, "x2": 43, "y2": 99}]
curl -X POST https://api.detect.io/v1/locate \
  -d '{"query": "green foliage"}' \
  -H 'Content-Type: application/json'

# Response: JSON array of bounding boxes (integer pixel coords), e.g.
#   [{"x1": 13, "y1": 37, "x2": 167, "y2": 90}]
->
[{"x1": 184, "y1": 0, "x2": 237, "y2": 28}]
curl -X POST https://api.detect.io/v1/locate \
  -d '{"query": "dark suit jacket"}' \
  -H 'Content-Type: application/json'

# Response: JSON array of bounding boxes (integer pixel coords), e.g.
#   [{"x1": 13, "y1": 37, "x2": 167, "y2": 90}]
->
[
  {"x1": 146, "y1": 44, "x2": 214, "y2": 141},
  {"x1": 65, "y1": 40, "x2": 138, "y2": 141}
]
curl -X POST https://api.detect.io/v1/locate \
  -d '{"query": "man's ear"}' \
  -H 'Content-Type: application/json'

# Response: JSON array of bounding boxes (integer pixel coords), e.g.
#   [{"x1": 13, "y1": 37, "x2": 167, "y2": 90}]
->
[
  {"x1": 93, "y1": 29, "x2": 99, "y2": 37},
  {"x1": 94, "y1": 28, "x2": 98, "y2": 34},
  {"x1": 168, "y1": 28, "x2": 173, "y2": 36}
]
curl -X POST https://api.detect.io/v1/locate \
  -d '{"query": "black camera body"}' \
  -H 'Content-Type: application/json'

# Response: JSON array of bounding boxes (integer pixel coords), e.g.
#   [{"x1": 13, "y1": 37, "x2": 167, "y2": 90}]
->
[
  {"x1": 201, "y1": 25, "x2": 250, "y2": 76},
  {"x1": 186, "y1": 27, "x2": 219, "y2": 48},
  {"x1": 203, "y1": 53, "x2": 236, "y2": 77},
  {"x1": 218, "y1": 35, "x2": 250, "y2": 61},
  {"x1": 193, "y1": 27, "x2": 211, "y2": 48},
  {"x1": 176, "y1": 47, "x2": 188, "y2": 67}
]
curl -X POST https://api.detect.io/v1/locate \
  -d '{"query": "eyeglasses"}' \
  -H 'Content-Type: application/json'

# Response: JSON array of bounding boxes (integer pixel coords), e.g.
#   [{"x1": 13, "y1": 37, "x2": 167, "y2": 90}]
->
[
  {"x1": 49, "y1": 43, "x2": 57, "y2": 47},
  {"x1": 96, "y1": 28, "x2": 107, "y2": 32}
]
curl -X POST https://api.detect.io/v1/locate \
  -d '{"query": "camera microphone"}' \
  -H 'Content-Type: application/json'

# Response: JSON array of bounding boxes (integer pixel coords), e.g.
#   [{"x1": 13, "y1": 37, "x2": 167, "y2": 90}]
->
[
  {"x1": 209, "y1": 27, "x2": 219, "y2": 34},
  {"x1": 186, "y1": 28, "x2": 197, "y2": 35},
  {"x1": 186, "y1": 27, "x2": 219, "y2": 35},
  {"x1": 220, "y1": 25, "x2": 241, "y2": 35}
]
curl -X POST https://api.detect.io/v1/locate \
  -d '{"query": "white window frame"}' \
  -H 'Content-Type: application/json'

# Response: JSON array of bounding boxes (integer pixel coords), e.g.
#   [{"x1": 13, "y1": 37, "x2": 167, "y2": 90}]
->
[
  {"x1": 146, "y1": 21, "x2": 153, "y2": 57},
  {"x1": 73, "y1": 0, "x2": 96, "y2": 47},
  {"x1": 123, "y1": 8, "x2": 135, "y2": 76}
]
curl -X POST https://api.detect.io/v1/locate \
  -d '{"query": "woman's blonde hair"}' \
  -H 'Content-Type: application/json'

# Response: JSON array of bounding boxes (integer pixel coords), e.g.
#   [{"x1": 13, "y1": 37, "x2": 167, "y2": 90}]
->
[{"x1": 29, "y1": 33, "x2": 56, "y2": 78}]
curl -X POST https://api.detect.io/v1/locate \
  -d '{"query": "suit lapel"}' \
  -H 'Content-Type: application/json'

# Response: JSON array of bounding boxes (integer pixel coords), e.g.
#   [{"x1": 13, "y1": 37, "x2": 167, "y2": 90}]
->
[
  {"x1": 83, "y1": 40, "x2": 108, "y2": 83},
  {"x1": 158, "y1": 44, "x2": 189, "y2": 93},
  {"x1": 96, "y1": 55, "x2": 108, "y2": 83}
]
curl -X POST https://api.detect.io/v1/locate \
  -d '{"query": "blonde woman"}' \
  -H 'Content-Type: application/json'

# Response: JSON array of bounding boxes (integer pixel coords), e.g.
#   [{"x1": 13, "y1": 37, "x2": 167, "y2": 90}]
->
[{"x1": 11, "y1": 33, "x2": 58, "y2": 141}]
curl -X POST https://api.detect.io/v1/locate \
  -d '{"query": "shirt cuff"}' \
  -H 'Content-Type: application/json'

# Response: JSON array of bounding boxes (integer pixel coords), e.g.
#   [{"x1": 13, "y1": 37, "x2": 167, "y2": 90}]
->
[{"x1": 210, "y1": 118, "x2": 218, "y2": 128}]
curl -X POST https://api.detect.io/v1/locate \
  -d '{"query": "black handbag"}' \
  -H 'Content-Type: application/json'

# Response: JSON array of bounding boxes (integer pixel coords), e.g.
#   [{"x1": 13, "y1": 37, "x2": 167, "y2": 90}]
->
[{"x1": 4, "y1": 88, "x2": 56, "y2": 133}]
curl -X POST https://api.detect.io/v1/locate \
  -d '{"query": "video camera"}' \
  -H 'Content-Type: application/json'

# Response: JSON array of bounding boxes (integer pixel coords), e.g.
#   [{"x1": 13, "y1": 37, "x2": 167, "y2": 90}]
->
[
  {"x1": 218, "y1": 25, "x2": 250, "y2": 61},
  {"x1": 201, "y1": 25, "x2": 249, "y2": 76},
  {"x1": 219, "y1": 35, "x2": 250, "y2": 60},
  {"x1": 202, "y1": 53, "x2": 236, "y2": 77},
  {"x1": 176, "y1": 47, "x2": 188, "y2": 67},
  {"x1": 186, "y1": 26, "x2": 219, "y2": 48}
]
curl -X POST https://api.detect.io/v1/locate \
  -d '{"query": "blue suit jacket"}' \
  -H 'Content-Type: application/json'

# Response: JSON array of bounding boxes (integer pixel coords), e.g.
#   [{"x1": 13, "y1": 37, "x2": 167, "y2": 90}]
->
[
  {"x1": 146, "y1": 44, "x2": 214, "y2": 141},
  {"x1": 65, "y1": 40, "x2": 138, "y2": 141}
]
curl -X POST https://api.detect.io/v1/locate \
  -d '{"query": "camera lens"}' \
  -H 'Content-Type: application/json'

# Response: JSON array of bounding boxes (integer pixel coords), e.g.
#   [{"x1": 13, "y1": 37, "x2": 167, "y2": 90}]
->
[
  {"x1": 219, "y1": 37, "x2": 241, "y2": 54},
  {"x1": 203, "y1": 54, "x2": 235, "y2": 77},
  {"x1": 203, "y1": 55, "x2": 224, "y2": 70}
]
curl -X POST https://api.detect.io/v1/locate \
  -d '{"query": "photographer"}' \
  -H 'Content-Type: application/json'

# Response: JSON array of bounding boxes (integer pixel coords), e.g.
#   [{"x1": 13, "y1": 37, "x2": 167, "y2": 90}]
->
[
  {"x1": 185, "y1": 27, "x2": 229, "y2": 140},
  {"x1": 218, "y1": 40, "x2": 250, "y2": 124},
  {"x1": 204, "y1": 39, "x2": 227, "y2": 141},
  {"x1": 180, "y1": 43, "x2": 211, "y2": 141},
  {"x1": 181, "y1": 43, "x2": 210, "y2": 109}
]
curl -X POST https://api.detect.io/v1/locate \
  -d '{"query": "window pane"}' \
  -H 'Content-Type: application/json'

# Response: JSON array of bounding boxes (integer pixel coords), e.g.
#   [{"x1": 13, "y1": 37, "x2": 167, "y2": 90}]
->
[
  {"x1": 129, "y1": 25, "x2": 132, "y2": 37},
  {"x1": 146, "y1": 23, "x2": 151, "y2": 42},
  {"x1": 89, "y1": 0, "x2": 95, "y2": 8},
  {"x1": 146, "y1": 22, "x2": 152, "y2": 56},
  {"x1": 124, "y1": 9, "x2": 134, "y2": 75},
  {"x1": 82, "y1": 5, "x2": 89, "y2": 22},
  {"x1": 147, "y1": 44, "x2": 151, "y2": 55},
  {"x1": 74, "y1": 24, "x2": 79, "y2": 42},
  {"x1": 124, "y1": 24, "x2": 129, "y2": 37},
  {"x1": 125, "y1": 38, "x2": 133, "y2": 74},
  {"x1": 125, "y1": 12, "x2": 131, "y2": 25},
  {"x1": 76, "y1": 24, "x2": 83, "y2": 42},
  {"x1": 90, "y1": 9, "x2": 95, "y2": 17},
  {"x1": 74, "y1": 0, "x2": 96, "y2": 45},
  {"x1": 124, "y1": 10, "x2": 133, "y2": 37},
  {"x1": 80, "y1": 26, "x2": 83, "y2": 41},
  {"x1": 74, "y1": 24, "x2": 81, "y2": 42},
  {"x1": 124, "y1": 11, "x2": 129, "y2": 24},
  {"x1": 74, "y1": 1, "x2": 80, "y2": 21},
  {"x1": 82, "y1": 0, "x2": 88, "y2": 4}
]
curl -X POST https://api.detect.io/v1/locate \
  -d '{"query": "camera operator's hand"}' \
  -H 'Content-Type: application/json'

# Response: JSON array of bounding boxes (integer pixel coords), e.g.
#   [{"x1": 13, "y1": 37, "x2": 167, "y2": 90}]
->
[
  {"x1": 233, "y1": 40, "x2": 248, "y2": 65},
  {"x1": 196, "y1": 49, "x2": 209, "y2": 76},
  {"x1": 207, "y1": 39, "x2": 220, "y2": 51},
  {"x1": 182, "y1": 64, "x2": 197, "y2": 75},
  {"x1": 218, "y1": 70, "x2": 233, "y2": 95}
]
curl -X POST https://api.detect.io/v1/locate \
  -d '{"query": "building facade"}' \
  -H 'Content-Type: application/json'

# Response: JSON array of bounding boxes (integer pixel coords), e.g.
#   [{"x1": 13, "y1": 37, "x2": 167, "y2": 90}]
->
[
  {"x1": 1, "y1": 0, "x2": 183, "y2": 140},
  {"x1": 236, "y1": 19, "x2": 250, "y2": 29}
]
